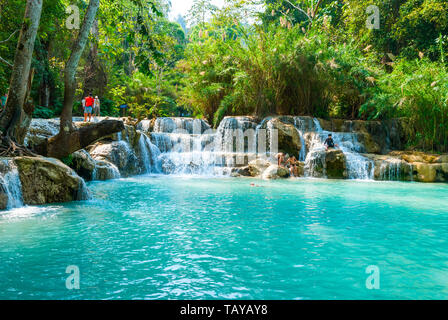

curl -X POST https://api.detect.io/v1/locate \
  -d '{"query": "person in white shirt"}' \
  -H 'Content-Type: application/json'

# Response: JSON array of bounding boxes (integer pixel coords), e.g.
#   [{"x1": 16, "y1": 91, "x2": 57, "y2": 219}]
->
[{"x1": 94, "y1": 96, "x2": 101, "y2": 118}]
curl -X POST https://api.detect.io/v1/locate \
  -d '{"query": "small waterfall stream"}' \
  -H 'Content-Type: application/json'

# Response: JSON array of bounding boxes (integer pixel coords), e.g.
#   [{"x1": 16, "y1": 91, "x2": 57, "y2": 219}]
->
[
  {"x1": 138, "y1": 132, "x2": 162, "y2": 174},
  {"x1": 0, "y1": 160, "x2": 24, "y2": 209},
  {"x1": 301, "y1": 118, "x2": 375, "y2": 180}
]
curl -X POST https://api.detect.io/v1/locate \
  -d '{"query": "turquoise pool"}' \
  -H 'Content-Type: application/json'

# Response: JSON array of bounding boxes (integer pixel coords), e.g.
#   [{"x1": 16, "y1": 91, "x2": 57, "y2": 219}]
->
[{"x1": 1, "y1": 176, "x2": 448, "y2": 300}]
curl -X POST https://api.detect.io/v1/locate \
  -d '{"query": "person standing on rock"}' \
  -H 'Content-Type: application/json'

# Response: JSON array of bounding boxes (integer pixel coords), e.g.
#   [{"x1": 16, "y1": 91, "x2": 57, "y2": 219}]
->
[
  {"x1": 84, "y1": 93, "x2": 94, "y2": 122},
  {"x1": 324, "y1": 134, "x2": 339, "y2": 151},
  {"x1": 93, "y1": 96, "x2": 101, "y2": 118}
]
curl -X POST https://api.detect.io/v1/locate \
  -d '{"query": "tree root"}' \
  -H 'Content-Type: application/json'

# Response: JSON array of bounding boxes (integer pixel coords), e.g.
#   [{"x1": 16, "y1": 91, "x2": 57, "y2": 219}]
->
[{"x1": 0, "y1": 135, "x2": 36, "y2": 157}]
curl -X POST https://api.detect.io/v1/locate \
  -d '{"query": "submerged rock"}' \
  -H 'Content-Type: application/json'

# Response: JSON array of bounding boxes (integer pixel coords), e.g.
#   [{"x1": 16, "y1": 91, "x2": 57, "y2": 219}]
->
[{"x1": 14, "y1": 157, "x2": 89, "y2": 205}]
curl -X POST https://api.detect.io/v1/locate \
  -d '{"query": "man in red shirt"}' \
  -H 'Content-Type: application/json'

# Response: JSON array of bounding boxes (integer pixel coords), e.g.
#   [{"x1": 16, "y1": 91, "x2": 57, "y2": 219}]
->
[{"x1": 84, "y1": 93, "x2": 94, "y2": 122}]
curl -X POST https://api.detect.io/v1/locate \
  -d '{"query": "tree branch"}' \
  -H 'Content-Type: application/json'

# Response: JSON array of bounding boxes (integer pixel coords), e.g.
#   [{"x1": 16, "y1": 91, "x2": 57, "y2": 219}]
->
[
  {"x1": 0, "y1": 29, "x2": 19, "y2": 43},
  {"x1": 0, "y1": 55, "x2": 12, "y2": 67},
  {"x1": 284, "y1": 0, "x2": 311, "y2": 21}
]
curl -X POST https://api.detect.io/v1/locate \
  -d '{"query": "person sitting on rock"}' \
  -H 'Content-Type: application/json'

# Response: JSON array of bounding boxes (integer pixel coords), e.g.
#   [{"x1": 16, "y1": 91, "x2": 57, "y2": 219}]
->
[
  {"x1": 324, "y1": 134, "x2": 339, "y2": 151},
  {"x1": 276, "y1": 153, "x2": 285, "y2": 167},
  {"x1": 286, "y1": 156, "x2": 299, "y2": 177}
]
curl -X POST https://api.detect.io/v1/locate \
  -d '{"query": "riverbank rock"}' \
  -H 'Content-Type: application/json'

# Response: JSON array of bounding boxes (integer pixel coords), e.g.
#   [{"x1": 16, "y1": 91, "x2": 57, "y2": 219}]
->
[
  {"x1": 25, "y1": 119, "x2": 60, "y2": 150},
  {"x1": 364, "y1": 152, "x2": 448, "y2": 182},
  {"x1": 269, "y1": 118, "x2": 302, "y2": 159},
  {"x1": 70, "y1": 150, "x2": 96, "y2": 181},
  {"x1": 262, "y1": 165, "x2": 290, "y2": 180},
  {"x1": 14, "y1": 157, "x2": 89, "y2": 205},
  {"x1": 88, "y1": 140, "x2": 140, "y2": 177},
  {"x1": 248, "y1": 159, "x2": 272, "y2": 177},
  {"x1": 92, "y1": 160, "x2": 121, "y2": 181},
  {"x1": 325, "y1": 149, "x2": 347, "y2": 179}
]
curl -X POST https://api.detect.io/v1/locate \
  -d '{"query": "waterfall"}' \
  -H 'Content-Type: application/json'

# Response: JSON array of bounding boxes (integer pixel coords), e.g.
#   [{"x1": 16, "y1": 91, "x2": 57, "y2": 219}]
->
[
  {"x1": 0, "y1": 160, "x2": 24, "y2": 209},
  {"x1": 138, "y1": 131, "x2": 162, "y2": 174},
  {"x1": 303, "y1": 118, "x2": 375, "y2": 180},
  {"x1": 92, "y1": 160, "x2": 121, "y2": 181},
  {"x1": 75, "y1": 176, "x2": 92, "y2": 201},
  {"x1": 150, "y1": 117, "x2": 221, "y2": 175},
  {"x1": 332, "y1": 133, "x2": 374, "y2": 180},
  {"x1": 378, "y1": 159, "x2": 413, "y2": 181}
]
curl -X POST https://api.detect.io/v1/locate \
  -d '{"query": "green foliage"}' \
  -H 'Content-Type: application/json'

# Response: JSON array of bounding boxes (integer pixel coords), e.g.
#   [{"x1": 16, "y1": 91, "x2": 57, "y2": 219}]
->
[
  {"x1": 180, "y1": 17, "x2": 376, "y2": 124},
  {"x1": 33, "y1": 105, "x2": 57, "y2": 119},
  {"x1": 362, "y1": 58, "x2": 448, "y2": 152}
]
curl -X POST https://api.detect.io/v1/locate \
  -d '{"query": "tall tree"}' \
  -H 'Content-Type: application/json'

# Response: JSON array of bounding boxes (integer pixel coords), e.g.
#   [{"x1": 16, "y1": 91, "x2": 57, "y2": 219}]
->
[
  {"x1": 42, "y1": 0, "x2": 124, "y2": 159},
  {"x1": 0, "y1": 0, "x2": 43, "y2": 146}
]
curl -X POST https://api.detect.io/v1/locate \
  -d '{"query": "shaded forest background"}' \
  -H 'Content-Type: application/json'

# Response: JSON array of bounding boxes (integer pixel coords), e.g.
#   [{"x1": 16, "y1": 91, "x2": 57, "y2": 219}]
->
[{"x1": 1, "y1": 0, "x2": 447, "y2": 152}]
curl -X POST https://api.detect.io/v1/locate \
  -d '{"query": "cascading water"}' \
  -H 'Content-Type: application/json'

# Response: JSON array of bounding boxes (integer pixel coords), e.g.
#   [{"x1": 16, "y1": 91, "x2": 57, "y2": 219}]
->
[
  {"x1": 0, "y1": 160, "x2": 24, "y2": 209},
  {"x1": 302, "y1": 118, "x2": 375, "y2": 180},
  {"x1": 138, "y1": 131, "x2": 162, "y2": 174},
  {"x1": 150, "y1": 118, "x2": 219, "y2": 175},
  {"x1": 293, "y1": 118, "x2": 307, "y2": 162}
]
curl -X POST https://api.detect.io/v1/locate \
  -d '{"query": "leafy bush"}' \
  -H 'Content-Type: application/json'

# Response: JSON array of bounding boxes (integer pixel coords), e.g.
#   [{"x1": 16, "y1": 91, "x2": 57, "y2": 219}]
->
[
  {"x1": 362, "y1": 58, "x2": 448, "y2": 152},
  {"x1": 180, "y1": 20, "x2": 376, "y2": 124}
]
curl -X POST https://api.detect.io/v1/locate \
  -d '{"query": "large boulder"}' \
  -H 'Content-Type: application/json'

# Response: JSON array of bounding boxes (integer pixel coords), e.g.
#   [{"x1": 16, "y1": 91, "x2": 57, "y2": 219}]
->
[
  {"x1": 70, "y1": 150, "x2": 96, "y2": 181},
  {"x1": 25, "y1": 119, "x2": 60, "y2": 150},
  {"x1": 14, "y1": 157, "x2": 89, "y2": 205},
  {"x1": 270, "y1": 118, "x2": 302, "y2": 158},
  {"x1": 92, "y1": 160, "x2": 121, "y2": 181},
  {"x1": 325, "y1": 149, "x2": 347, "y2": 179},
  {"x1": 262, "y1": 165, "x2": 290, "y2": 180},
  {"x1": 248, "y1": 158, "x2": 272, "y2": 177},
  {"x1": 414, "y1": 163, "x2": 438, "y2": 183},
  {"x1": 88, "y1": 140, "x2": 141, "y2": 177}
]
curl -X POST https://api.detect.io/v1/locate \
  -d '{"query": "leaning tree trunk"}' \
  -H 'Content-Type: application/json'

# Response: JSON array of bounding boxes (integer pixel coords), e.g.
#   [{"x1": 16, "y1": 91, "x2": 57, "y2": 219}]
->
[
  {"x1": 0, "y1": 0, "x2": 43, "y2": 144},
  {"x1": 46, "y1": 0, "x2": 116, "y2": 160},
  {"x1": 59, "y1": 0, "x2": 100, "y2": 134}
]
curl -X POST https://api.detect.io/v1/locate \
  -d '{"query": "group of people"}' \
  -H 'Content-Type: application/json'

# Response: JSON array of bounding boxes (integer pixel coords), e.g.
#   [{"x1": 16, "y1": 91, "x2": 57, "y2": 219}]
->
[
  {"x1": 276, "y1": 134, "x2": 339, "y2": 177},
  {"x1": 276, "y1": 153, "x2": 301, "y2": 177},
  {"x1": 82, "y1": 93, "x2": 101, "y2": 122}
]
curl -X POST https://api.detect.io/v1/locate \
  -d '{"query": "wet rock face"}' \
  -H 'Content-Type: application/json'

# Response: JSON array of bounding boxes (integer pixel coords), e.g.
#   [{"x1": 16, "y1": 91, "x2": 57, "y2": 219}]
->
[
  {"x1": 248, "y1": 159, "x2": 272, "y2": 177},
  {"x1": 70, "y1": 150, "x2": 96, "y2": 181},
  {"x1": 92, "y1": 160, "x2": 120, "y2": 181},
  {"x1": 365, "y1": 152, "x2": 448, "y2": 182},
  {"x1": 0, "y1": 161, "x2": 10, "y2": 210},
  {"x1": 325, "y1": 149, "x2": 347, "y2": 179},
  {"x1": 25, "y1": 119, "x2": 60, "y2": 150},
  {"x1": 269, "y1": 118, "x2": 302, "y2": 158},
  {"x1": 88, "y1": 141, "x2": 141, "y2": 177},
  {"x1": 262, "y1": 165, "x2": 290, "y2": 180},
  {"x1": 14, "y1": 157, "x2": 88, "y2": 205}
]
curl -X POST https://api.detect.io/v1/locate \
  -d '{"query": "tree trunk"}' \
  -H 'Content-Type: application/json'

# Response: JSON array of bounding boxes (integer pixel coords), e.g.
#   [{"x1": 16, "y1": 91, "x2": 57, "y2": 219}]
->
[
  {"x1": 36, "y1": 120, "x2": 124, "y2": 158},
  {"x1": 59, "y1": 0, "x2": 100, "y2": 134},
  {"x1": 48, "y1": 0, "x2": 101, "y2": 159},
  {"x1": 0, "y1": 0, "x2": 43, "y2": 144}
]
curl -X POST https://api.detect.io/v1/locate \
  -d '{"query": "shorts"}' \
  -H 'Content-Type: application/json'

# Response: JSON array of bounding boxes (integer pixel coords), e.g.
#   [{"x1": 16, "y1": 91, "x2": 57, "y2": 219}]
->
[{"x1": 84, "y1": 106, "x2": 93, "y2": 114}]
